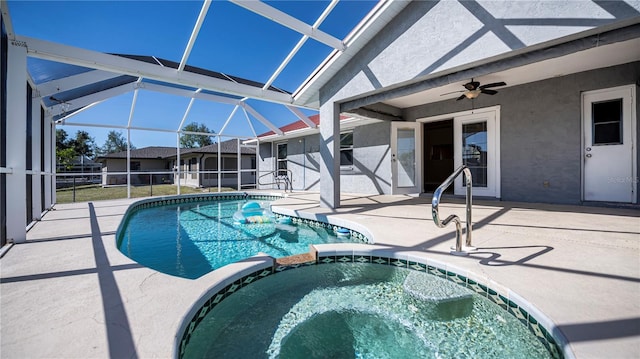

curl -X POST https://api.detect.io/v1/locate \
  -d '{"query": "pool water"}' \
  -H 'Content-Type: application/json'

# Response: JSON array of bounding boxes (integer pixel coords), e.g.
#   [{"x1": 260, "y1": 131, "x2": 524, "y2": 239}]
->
[
  {"x1": 183, "y1": 263, "x2": 552, "y2": 359},
  {"x1": 117, "y1": 199, "x2": 363, "y2": 279}
]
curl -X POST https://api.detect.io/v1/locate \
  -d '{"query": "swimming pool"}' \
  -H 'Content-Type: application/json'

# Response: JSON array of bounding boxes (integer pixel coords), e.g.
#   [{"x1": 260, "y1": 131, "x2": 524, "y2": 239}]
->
[
  {"x1": 180, "y1": 262, "x2": 557, "y2": 358},
  {"x1": 117, "y1": 194, "x2": 367, "y2": 279}
]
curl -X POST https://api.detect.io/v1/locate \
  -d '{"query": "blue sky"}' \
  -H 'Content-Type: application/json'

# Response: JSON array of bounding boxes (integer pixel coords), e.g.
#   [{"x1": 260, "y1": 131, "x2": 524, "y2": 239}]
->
[{"x1": 8, "y1": 0, "x2": 377, "y2": 149}]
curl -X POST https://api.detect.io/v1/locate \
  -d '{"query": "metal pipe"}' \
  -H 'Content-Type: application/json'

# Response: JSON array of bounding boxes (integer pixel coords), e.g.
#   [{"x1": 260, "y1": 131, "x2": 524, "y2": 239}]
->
[
  {"x1": 465, "y1": 171, "x2": 472, "y2": 247},
  {"x1": 431, "y1": 165, "x2": 475, "y2": 256},
  {"x1": 258, "y1": 168, "x2": 292, "y2": 192}
]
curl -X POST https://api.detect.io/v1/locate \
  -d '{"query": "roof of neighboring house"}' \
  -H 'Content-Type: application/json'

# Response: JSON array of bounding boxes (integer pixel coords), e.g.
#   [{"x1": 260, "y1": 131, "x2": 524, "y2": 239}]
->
[
  {"x1": 178, "y1": 139, "x2": 256, "y2": 156},
  {"x1": 257, "y1": 114, "x2": 349, "y2": 138},
  {"x1": 96, "y1": 146, "x2": 178, "y2": 160},
  {"x1": 96, "y1": 140, "x2": 255, "y2": 161}
]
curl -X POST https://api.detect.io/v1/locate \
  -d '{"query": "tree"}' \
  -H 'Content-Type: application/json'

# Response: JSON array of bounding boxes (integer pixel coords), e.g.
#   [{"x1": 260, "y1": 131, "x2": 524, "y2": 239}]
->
[
  {"x1": 69, "y1": 130, "x2": 96, "y2": 159},
  {"x1": 56, "y1": 147, "x2": 76, "y2": 171},
  {"x1": 56, "y1": 129, "x2": 70, "y2": 150},
  {"x1": 56, "y1": 129, "x2": 72, "y2": 171},
  {"x1": 99, "y1": 130, "x2": 134, "y2": 155},
  {"x1": 180, "y1": 122, "x2": 215, "y2": 148},
  {"x1": 55, "y1": 129, "x2": 98, "y2": 171}
]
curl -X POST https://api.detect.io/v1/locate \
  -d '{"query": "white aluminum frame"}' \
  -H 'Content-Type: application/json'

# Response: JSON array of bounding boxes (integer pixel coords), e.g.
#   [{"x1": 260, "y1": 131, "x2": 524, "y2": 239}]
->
[
  {"x1": 19, "y1": 35, "x2": 295, "y2": 106},
  {"x1": 261, "y1": 0, "x2": 339, "y2": 91},
  {"x1": 229, "y1": 0, "x2": 345, "y2": 51},
  {"x1": 179, "y1": 0, "x2": 211, "y2": 72}
]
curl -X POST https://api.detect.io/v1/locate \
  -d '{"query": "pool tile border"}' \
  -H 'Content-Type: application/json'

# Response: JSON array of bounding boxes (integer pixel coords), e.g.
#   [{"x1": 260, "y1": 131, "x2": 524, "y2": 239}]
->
[
  {"x1": 279, "y1": 215, "x2": 369, "y2": 243},
  {"x1": 119, "y1": 192, "x2": 370, "y2": 247},
  {"x1": 178, "y1": 251, "x2": 566, "y2": 359},
  {"x1": 128, "y1": 193, "x2": 282, "y2": 212},
  {"x1": 178, "y1": 265, "x2": 276, "y2": 358}
]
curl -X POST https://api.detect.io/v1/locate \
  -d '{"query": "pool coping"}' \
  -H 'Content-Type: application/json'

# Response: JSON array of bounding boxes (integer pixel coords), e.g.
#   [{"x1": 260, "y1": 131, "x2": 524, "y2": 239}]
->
[{"x1": 115, "y1": 191, "x2": 371, "y2": 248}]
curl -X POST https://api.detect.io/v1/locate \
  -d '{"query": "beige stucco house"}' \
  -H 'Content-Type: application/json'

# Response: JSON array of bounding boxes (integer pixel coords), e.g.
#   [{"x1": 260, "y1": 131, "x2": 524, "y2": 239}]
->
[{"x1": 97, "y1": 140, "x2": 256, "y2": 189}]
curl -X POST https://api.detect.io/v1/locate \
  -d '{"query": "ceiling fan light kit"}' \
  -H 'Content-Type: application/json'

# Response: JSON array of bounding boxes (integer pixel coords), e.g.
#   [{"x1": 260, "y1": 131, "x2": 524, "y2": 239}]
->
[
  {"x1": 442, "y1": 79, "x2": 507, "y2": 101},
  {"x1": 464, "y1": 89, "x2": 481, "y2": 99}
]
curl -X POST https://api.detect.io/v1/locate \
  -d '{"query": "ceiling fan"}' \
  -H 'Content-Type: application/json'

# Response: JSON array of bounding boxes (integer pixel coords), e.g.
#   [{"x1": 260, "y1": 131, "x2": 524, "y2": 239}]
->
[{"x1": 441, "y1": 79, "x2": 507, "y2": 100}]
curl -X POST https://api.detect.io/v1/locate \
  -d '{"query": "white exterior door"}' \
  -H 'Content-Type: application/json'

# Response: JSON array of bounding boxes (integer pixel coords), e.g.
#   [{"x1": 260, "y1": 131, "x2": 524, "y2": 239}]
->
[
  {"x1": 583, "y1": 85, "x2": 636, "y2": 203},
  {"x1": 454, "y1": 110, "x2": 500, "y2": 198},
  {"x1": 391, "y1": 122, "x2": 421, "y2": 194}
]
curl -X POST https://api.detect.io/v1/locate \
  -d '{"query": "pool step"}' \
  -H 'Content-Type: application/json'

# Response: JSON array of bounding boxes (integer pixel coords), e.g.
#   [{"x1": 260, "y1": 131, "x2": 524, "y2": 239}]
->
[{"x1": 403, "y1": 271, "x2": 473, "y2": 320}]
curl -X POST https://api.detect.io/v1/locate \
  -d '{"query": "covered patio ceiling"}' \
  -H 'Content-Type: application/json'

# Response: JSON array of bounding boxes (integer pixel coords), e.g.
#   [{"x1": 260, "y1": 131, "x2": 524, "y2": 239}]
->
[
  {"x1": 383, "y1": 35, "x2": 640, "y2": 110},
  {"x1": 338, "y1": 18, "x2": 640, "y2": 115}
]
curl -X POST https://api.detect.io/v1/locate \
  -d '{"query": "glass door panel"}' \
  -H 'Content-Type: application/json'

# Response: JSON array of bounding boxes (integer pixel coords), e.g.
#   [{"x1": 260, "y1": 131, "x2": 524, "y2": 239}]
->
[
  {"x1": 462, "y1": 122, "x2": 488, "y2": 187},
  {"x1": 397, "y1": 129, "x2": 416, "y2": 188},
  {"x1": 391, "y1": 122, "x2": 421, "y2": 194}
]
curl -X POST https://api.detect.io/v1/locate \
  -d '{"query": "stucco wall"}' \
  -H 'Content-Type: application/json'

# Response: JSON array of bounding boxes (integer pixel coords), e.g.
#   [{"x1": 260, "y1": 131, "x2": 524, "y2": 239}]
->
[
  {"x1": 262, "y1": 62, "x2": 638, "y2": 203},
  {"x1": 341, "y1": 122, "x2": 392, "y2": 194},
  {"x1": 287, "y1": 135, "x2": 321, "y2": 191},
  {"x1": 403, "y1": 61, "x2": 640, "y2": 204},
  {"x1": 259, "y1": 121, "x2": 392, "y2": 194},
  {"x1": 319, "y1": 0, "x2": 639, "y2": 105},
  {"x1": 313, "y1": 0, "x2": 639, "y2": 208},
  {"x1": 258, "y1": 142, "x2": 275, "y2": 190}
]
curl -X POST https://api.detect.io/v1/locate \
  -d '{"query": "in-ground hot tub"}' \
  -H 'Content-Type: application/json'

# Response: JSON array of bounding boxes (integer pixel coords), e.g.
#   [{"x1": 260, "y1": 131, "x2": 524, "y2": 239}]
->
[{"x1": 177, "y1": 250, "x2": 568, "y2": 359}]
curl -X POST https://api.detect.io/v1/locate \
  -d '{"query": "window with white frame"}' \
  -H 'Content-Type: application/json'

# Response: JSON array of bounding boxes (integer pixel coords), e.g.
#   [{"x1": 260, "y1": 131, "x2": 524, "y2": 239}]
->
[
  {"x1": 276, "y1": 143, "x2": 287, "y2": 172},
  {"x1": 340, "y1": 131, "x2": 353, "y2": 166}
]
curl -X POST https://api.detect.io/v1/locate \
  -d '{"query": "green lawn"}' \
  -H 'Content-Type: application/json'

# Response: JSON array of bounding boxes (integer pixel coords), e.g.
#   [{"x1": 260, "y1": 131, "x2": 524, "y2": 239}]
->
[{"x1": 55, "y1": 184, "x2": 236, "y2": 203}]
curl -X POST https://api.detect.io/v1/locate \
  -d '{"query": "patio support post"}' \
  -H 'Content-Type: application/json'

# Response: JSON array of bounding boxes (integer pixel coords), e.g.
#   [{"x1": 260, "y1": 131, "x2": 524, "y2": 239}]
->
[
  {"x1": 237, "y1": 138, "x2": 241, "y2": 190},
  {"x1": 126, "y1": 128, "x2": 131, "y2": 198},
  {"x1": 217, "y1": 135, "x2": 221, "y2": 192},
  {"x1": 5, "y1": 39, "x2": 27, "y2": 243},
  {"x1": 176, "y1": 133, "x2": 181, "y2": 195},
  {"x1": 30, "y1": 92, "x2": 42, "y2": 220},
  {"x1": 319, "y1": 101, "x2": 340, "y2": 208},
  {"x1": 43, "y1": 113, "x2": 53, "y2": 210}
]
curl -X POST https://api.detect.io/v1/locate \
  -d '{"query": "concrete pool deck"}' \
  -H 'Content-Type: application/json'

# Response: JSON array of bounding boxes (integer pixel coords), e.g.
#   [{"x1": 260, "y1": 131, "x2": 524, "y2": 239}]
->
[{"x1": 1, "y1": 191, "x2": 639, "y2": 358}]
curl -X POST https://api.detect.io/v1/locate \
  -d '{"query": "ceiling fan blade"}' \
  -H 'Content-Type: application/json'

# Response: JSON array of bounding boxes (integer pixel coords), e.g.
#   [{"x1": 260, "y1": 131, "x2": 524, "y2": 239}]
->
[
  {"x1": 456, "y1": 94, "x2": 466, "y2": 101},
  {"x1": 479, "y1": 81, "x2": 506, "y2": 89},
  {"x1": 464, "y1": 81, "x2": 480, "y2": 90},
  {"x1": 440, "y1": 90, "x2": 465, "y2": 96},
  {"x1": 481, "y1": 89, "x2": 498, "y2": 95}
]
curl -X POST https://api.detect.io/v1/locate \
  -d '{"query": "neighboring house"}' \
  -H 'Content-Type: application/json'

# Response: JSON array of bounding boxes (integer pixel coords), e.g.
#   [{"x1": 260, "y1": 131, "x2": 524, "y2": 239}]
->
[
  {"x1": 97, "y1": 140, "x2": 256, "y2": 189},
  {"x1": 169, "y1": 141, "x2": 257, "y2": 189},
  {"x1": 55, "y1": 155, "x2": 102, "y2": 181},
  {"x1": 97, "y1": 146, "x2": 177, "y2": 186},
  {"x1": 259, "y1": 2, "x2": 640, "y2": 207}
]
